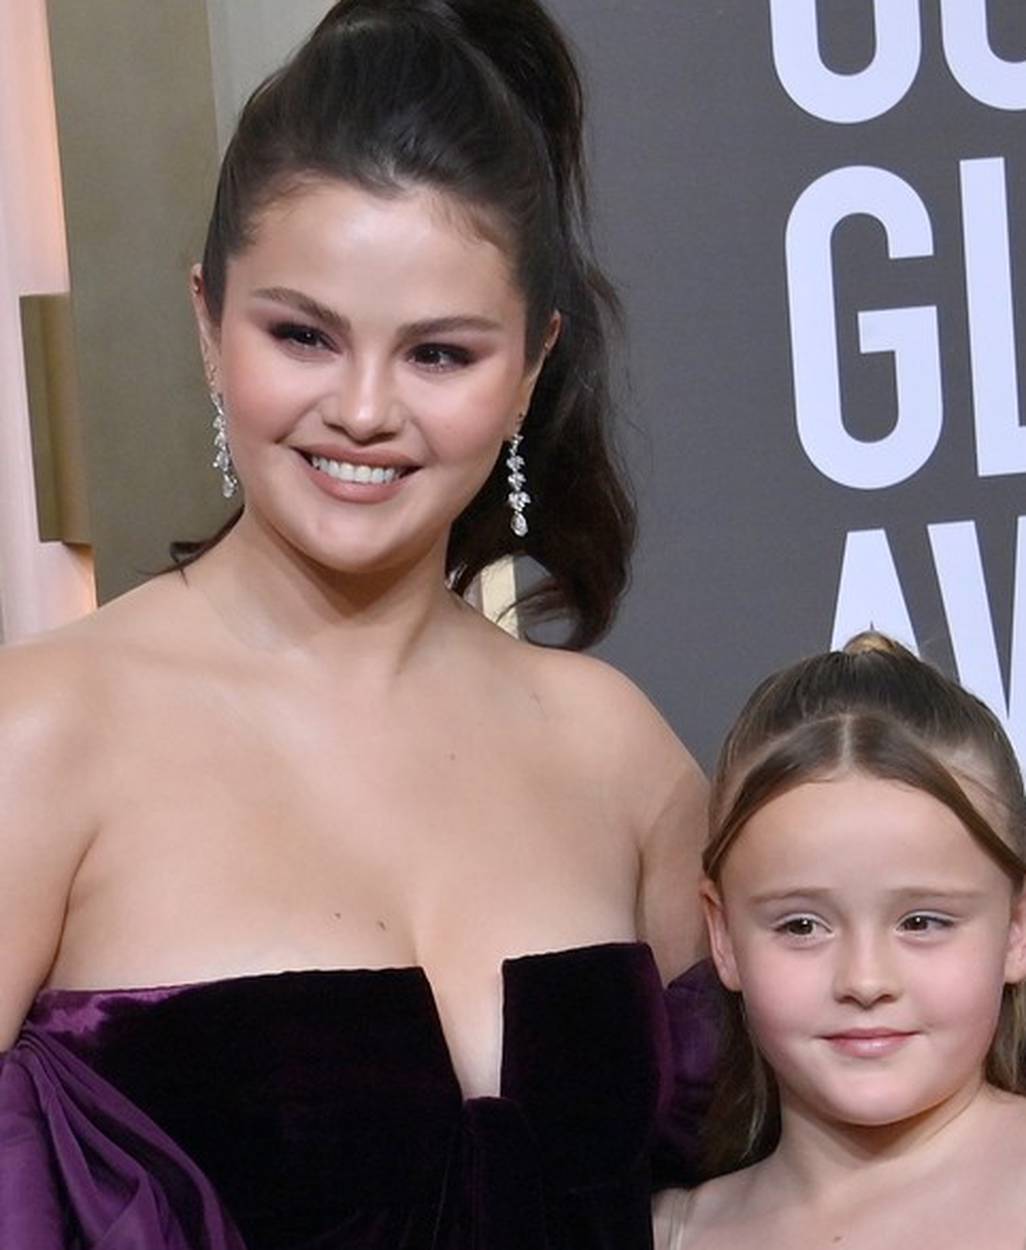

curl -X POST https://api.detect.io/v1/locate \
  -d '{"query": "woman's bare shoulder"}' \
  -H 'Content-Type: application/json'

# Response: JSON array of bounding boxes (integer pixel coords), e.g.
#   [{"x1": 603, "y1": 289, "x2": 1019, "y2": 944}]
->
[
  {"x1": 1, "y1": 575, "x2": 179, "y2": 689},
  {"x1": 0, "y1": 577, "x2": 198, "y2": 1040},
  {"x1": 0, "y1": 575, "x2": 198, "y2": 812},
  {"x1": 511, "y1": 642, "x2": 683, "y2": 744},
  {"x1": 509, "y1": 642, "x2": 704, "y2": 806}
]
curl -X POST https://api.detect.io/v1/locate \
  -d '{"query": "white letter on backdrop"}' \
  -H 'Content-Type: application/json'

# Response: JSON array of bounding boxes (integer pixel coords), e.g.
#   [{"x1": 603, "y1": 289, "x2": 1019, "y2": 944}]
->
[
  {"x1": 930, "y1": 517, "x2": 1026, "y2": 765},
  {"x1": 769, "y1": 0, "x2": 921, "y2": 123},
  {"x1": 831, "y1": 529, "x2": 919, "y2": 652},
  {"x1": 940, "y1": 0, "x2": 1026, "y2": 110},
  {"x1": 960, "y1": 158, "x2": 1026, "y2": 477},
  {"x1": 786, "y1": 166, "x2": 941, "y2": 490}
]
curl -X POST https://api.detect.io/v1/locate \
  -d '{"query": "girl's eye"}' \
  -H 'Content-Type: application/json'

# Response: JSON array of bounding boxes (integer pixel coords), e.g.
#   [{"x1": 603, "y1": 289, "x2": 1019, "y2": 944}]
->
[
  {"x1": 270, "y1": 322, "x2": 330, "y2": 351},
  {"x1": 410, "y1": 343, "x2": 473, "y2": 371},
  {"x1": 898, "y1": 913, "x2": 953, "y2": 934},
  {"x1": 775, "y1": 916, "x2": 823, "y2": 940}
]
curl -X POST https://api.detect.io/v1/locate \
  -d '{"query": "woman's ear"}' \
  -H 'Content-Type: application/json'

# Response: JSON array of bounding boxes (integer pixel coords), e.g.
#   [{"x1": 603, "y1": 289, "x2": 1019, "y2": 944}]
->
[
  {"x1": 1004, "y1": 887, "x2": 1026, "y2": 984},
  {"x1": 510, "y1": 311, "x2": 563, "y2": 433},
  {"x1": 190, "y1": 264, "x2": 221, "y2": 392},
  {"x1": 701, "y1": 877, "x2": 742, "y2": 991},
  {"x1": 542, "y1": 310, "x2": 562, "y2": 356}
]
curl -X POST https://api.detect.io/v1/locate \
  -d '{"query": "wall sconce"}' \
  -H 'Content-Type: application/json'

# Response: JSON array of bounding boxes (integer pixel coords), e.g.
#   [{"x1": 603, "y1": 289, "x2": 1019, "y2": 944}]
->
[{"x1": 19, "y1": 292, "x2": 90, "y2": 545}]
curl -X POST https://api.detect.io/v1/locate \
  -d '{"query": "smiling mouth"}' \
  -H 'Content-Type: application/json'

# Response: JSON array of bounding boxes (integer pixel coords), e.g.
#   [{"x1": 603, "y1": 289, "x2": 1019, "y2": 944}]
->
[{"x1": 300, "y1": 452, "x2": 414, "y2": 485}]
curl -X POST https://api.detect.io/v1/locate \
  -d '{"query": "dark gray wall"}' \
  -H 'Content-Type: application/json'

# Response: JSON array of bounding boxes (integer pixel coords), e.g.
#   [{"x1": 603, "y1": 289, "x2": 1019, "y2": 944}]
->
[{"x1": 544, "y1": 0, "x2": 1026, "y2": 769}]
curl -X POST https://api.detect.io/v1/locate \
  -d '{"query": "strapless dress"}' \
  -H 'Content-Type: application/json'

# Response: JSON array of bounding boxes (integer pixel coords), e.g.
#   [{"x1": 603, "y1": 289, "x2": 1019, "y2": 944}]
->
[{"x1": 0, "y1": 943, "x2": 719, "y2": 1250}]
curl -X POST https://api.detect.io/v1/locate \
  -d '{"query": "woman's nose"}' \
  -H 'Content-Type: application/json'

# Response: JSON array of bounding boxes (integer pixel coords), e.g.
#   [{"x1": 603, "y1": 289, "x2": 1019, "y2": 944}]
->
[{"x1": 323, "y1": 361, "x2": 403, "y2": 439}]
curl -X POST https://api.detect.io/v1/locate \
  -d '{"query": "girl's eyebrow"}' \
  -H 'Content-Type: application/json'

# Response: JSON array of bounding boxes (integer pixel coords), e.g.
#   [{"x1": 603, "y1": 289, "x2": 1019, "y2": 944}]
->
[
  {"x1": 885, "y1": 887, "x2": 988, "y2": 902},
  {"x1": 749, "y1": 888, "x2": 834, "y2": 905},
  {"x1": 749, "y1": 886, "x2": 987, "y2": 905},
  {"x1": 250, "y1": 287, "x2": 502, "y2": 338}
]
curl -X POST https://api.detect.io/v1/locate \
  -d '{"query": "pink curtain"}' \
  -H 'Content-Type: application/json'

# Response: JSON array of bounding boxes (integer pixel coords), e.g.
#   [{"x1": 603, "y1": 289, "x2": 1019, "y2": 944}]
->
[{"x1": 0, "y1": 0, "x2": 94, "y2": 643}]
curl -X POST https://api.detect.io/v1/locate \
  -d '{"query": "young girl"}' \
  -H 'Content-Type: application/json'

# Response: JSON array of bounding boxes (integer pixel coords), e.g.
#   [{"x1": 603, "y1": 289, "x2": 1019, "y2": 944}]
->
[{"x1": 655, "y1": 632, "x2": 1026, "y2": 1249}]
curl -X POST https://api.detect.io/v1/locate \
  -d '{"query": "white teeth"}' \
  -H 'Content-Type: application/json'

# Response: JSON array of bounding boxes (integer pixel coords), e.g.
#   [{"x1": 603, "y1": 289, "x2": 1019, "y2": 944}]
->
[{"x1": 309, "y1": 455, "x2": 401, "y2": 484}]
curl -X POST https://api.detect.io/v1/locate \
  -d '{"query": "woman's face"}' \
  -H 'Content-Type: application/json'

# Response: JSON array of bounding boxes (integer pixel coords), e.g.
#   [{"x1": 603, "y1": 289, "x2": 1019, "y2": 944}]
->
[
  {"x1": 194, "y1": 180, "x2": 551, "y2": 576},
  {"x1": 704, "y1": 771, "x2": 1026, "y2": 1133}
]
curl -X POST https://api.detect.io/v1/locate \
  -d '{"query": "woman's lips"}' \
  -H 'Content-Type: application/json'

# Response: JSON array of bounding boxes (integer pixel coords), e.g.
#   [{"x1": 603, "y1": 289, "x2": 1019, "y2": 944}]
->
[
  {"x1": 821, "y1": 1030, "x2": 918, "y2": 1058},
  {"x1": 295, "y1": 448, "x2": 416, "y2": 503}
]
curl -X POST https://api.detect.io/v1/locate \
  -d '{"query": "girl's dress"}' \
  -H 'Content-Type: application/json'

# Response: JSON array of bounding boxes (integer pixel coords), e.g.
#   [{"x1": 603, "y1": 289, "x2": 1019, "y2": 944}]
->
[{"x1": 0, "y1": 943, "x2": 718, "y2": 1249}]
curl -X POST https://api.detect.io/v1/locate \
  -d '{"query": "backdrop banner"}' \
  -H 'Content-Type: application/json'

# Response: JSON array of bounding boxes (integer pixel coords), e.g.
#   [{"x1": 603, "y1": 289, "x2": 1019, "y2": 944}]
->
[{"x1": 537, "y1": 1, "x2": 1026, "y2": 767}]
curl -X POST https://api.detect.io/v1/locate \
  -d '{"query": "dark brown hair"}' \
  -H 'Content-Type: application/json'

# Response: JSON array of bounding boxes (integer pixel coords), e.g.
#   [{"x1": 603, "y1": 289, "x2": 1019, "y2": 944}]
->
[
  {"x1": 701, "y1": 632, "x2": 1026, "y2": 1175},
  {"x1": 175, "y1": 0, "x2": 634, "y2": 649}
]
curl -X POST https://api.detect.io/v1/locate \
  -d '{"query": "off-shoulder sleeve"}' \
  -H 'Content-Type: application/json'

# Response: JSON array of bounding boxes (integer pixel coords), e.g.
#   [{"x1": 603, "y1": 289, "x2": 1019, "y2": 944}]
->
[
  {"x1": 0, "y1": 1024, "x2": 245, "y2": 1250},
  {"x1": 652, "y1": 959, "x2": 723, "y2": 1188}
]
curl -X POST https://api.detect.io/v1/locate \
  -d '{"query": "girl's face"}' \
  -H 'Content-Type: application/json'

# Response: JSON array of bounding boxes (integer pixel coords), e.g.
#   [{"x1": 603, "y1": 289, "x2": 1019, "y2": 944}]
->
[
  {"x1": 705, "y1": 771, "x2": 1026, "y2": 1132},
  {"x1": 193, "y1": 180, "x2": 554, "y2": 576}
]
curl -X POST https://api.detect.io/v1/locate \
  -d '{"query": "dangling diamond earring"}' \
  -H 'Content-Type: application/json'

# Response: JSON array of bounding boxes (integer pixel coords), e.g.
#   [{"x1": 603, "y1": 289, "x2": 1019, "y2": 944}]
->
[
  {"x1": 210, "y1": 393, "x2": 238, "y2": 499},
  {"x1": 506, "y1": 431, "x2": 529, "y2": 538}
]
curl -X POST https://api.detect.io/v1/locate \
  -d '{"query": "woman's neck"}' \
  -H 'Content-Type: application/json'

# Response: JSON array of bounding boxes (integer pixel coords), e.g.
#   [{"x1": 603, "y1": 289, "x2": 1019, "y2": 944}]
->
[{"x1": 182, "y1": 509, "x2": 466, "y2": 679}]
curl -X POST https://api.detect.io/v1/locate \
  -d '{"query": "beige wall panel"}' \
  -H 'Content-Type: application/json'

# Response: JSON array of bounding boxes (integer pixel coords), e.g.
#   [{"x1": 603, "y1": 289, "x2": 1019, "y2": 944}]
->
[
  {"x1": 46, "y1": 0, "x2": 229, "y2": 602},
  {"x1": 206, "y1": 0, "x2": 332, "y2": 145},
  {"x1": 20, "y1": 293, "x2": 90, "y2": 544}
]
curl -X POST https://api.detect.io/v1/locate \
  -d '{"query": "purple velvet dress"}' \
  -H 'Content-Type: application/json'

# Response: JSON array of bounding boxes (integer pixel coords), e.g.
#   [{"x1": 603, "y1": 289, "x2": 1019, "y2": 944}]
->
[{"x1": 0, "y1": 945, "x2": 718, "y2": 1249}]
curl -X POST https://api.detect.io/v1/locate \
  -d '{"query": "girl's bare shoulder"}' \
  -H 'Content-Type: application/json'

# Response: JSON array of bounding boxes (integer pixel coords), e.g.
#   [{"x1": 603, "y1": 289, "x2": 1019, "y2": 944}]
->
[{"x1": 653, "y1": 1168, "x2": 760, "y2": 1249}]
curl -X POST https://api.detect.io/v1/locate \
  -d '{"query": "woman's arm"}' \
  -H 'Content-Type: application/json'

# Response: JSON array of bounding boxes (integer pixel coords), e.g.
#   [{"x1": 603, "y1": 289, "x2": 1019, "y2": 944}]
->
[
  {"x1": 0, "y1": 643, "x2": 96, "y2": 1047},
  {"x1": 635, "y1": 744, "x2": 709, "y2": 981},
  {"x1": 545, "y1": 649, "x2": 708, "y2": 981}
]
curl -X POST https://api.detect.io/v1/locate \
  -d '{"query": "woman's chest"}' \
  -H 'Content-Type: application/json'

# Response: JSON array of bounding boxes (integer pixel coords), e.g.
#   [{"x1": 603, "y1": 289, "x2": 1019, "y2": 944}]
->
[{"x1": 57, "y1": 698, "x2": 642, "y2": 1095}]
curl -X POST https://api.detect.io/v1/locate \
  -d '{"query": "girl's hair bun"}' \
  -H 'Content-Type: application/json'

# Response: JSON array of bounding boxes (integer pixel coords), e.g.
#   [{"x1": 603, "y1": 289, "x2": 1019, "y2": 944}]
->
[{"x1": 841, "y1": 630, "x2": 913, "y2": 659}]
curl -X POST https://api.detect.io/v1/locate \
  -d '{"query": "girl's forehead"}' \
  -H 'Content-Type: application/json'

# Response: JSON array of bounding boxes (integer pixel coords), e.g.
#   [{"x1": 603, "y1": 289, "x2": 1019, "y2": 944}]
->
[{"x1": 720, "y1": 771, "x2": 1008, "y2": 891}]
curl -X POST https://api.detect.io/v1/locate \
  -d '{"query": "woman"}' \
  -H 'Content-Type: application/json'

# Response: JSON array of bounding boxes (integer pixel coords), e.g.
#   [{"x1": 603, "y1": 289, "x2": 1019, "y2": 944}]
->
[{"x1": 0, "y1": 2, "x2": 709, "y2": 1246}]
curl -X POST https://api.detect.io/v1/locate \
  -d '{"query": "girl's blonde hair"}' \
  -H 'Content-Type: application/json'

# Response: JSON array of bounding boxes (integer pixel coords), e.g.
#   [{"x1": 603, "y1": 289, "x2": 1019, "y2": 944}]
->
[{"x1": 702, "y1": 632, "x2": 1026, "y2": 1176}]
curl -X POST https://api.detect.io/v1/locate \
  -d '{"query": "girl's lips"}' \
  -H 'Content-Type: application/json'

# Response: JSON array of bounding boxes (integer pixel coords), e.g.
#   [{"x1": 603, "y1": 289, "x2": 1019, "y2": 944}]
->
[{"x1": 822, "y1": 1030, "x2": 918, "y2": 1058}]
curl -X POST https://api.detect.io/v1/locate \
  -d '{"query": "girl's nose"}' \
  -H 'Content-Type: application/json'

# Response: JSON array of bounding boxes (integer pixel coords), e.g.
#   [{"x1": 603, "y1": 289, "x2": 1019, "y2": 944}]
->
[{"x1": 832, "y1": 931, "x2": 901, "y2": 1007}]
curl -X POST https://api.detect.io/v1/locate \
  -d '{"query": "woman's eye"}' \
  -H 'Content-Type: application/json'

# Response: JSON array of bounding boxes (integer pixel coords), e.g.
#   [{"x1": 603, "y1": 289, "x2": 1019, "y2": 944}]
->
[
  {"x1": 899, "y1": 913, "x2": 953, "y2": 934},
  {"x1": 271, "y1": 322, "x2": 329, "y2": 351},
  {"x1": 410, "y1": 343, "x2": 472, "y2": 371},
  {"x1": 775, "y1": 916, "x2": 822, "y2": 939}
]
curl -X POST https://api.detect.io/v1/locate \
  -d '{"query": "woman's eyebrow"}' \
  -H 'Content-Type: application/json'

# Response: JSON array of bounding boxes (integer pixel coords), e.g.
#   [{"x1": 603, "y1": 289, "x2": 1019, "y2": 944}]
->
[
  {"x1": 400, "y1": 315, "x2": 503, "y2": 337},
  {"x1": 252, "y1": 286, "x2": 348, "y2": 335},
  {"x1": 251, "y1": 287, "x2": 503, "y2": 340}
]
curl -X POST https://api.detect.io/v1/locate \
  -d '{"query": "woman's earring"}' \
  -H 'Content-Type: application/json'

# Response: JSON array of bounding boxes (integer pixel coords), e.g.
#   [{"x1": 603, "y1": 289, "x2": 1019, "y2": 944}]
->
[
  {"x1": 210, "y1": 393, "x2": 238, "y2": 499},
  {"x1": 506, "y1": 432, "x2": 529, "y2": 538}
]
